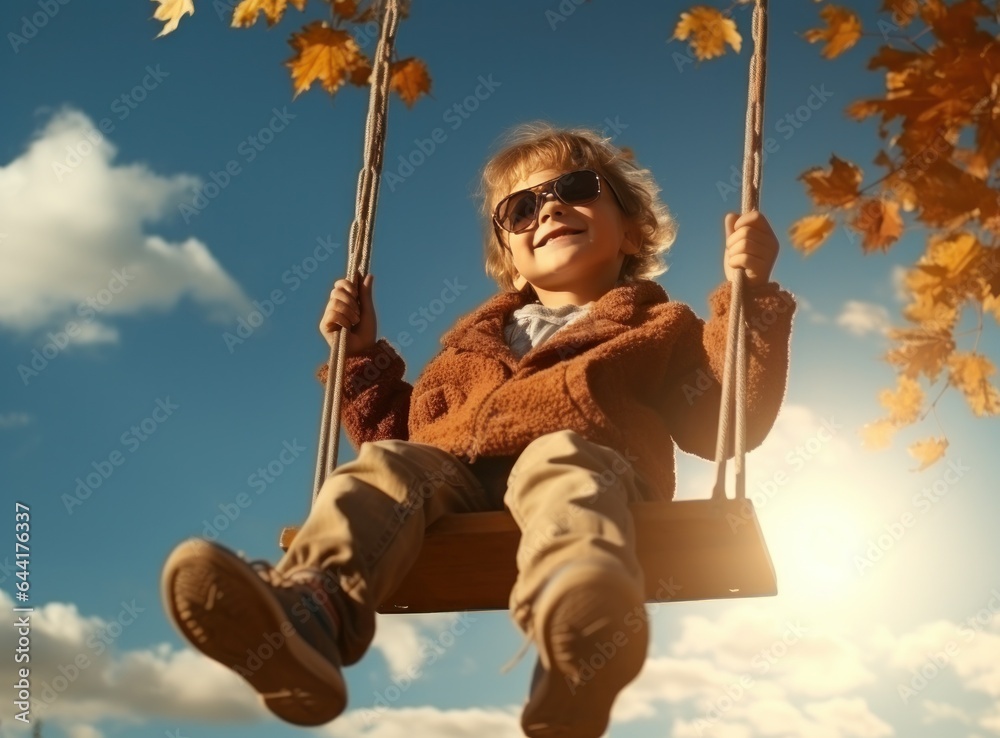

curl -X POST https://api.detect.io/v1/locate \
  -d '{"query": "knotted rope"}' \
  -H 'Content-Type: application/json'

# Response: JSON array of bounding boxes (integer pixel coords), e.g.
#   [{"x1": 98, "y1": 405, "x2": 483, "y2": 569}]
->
[
  {"x1": 313, "y1": 0, "x2": 400, "y2": 501},
  {"x1": 712, "y1": 0, "x2": 768, "y2": 502}
]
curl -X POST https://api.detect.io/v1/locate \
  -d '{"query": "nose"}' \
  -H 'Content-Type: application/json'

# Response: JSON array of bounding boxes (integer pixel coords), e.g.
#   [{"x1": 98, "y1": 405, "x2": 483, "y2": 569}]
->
[{"x1": 536, "y1": 191, "x2": 565, "y2": 223}]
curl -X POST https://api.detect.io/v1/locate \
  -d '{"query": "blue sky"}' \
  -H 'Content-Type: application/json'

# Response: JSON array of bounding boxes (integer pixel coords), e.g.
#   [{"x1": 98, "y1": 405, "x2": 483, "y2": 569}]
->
[{"x1": 2, "y1": 1, "x2": 999, "y2": 737}]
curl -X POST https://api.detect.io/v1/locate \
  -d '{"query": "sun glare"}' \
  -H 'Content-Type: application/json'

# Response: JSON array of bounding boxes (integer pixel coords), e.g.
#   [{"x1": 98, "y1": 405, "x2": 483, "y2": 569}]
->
[{"x1": 761, "y1": 485, "x2": 868, "y2": 603}]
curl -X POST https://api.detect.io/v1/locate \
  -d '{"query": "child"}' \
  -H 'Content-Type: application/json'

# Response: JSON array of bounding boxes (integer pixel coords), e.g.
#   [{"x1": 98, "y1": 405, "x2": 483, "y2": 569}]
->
[{"x1": 161, "y1": 122, "x2": 795, "y2": 737}]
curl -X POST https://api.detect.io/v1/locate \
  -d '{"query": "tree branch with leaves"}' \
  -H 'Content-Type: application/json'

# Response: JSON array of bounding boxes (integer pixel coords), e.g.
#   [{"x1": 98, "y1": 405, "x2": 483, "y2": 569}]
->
[
  {"x1": 150, "y1": 0, "x2": 432, "y2": 104},
  {"x1": 673, "y1": 0, "x2": 1000, "y2": 471}
]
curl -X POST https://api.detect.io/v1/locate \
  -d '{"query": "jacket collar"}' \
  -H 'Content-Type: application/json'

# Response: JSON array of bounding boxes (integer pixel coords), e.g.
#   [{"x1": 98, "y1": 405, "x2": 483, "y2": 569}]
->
[{"x1": 441, "y1": 279, "x2": 669, "y2": 371}]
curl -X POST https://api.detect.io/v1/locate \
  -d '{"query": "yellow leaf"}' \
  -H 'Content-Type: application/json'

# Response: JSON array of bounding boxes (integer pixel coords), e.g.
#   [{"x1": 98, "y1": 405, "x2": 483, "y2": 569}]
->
[
  {"x1": 902, "y1": 296, "x2": 958, "y2": 331},
  {"x1": 285, "y1": 21, "x2": 370, "y2": 98},
  {"x1": 878, "y1": 375, "x2": 924, "y2": 425},
  {"x1": 909, "y1": 159, "x2": 994, "y2": 231},
  {"x1": 919, "y1": 0, "x2": 992, "y2": 44},
  {"x1": 884, "y1": 170, "x2": 919, "y2": 212},
  {"x1": 948, "y1": 352, "x2": 1000, "y2": 417},
  {"x1": 952, "y1": 147, "x2": 991, "y2": 180},
  {"x1": 151, "y1": 0, "x2": 194, "y2": 37},
  {"x1": 233, "y1": 0, "x2": 307, "y2": 28},
  {"x1": 788, "y1": 214, "x2": 836, "y2": 254},
  {"x1": 884, "y1": 326, "x2": 955, "y2": 382},
  {"x1": 803, "y1": 5, "x2": 862, "y2": 59},
  {"x1": 881, "y1": 0, "x2": 918, "y2": 26},
  {"x1": 849, "y1": 197, "x2": 903, "y2": 253},
  {"x1": 860, "y1": 418, "x2": 896, "y2": 450},
  {"x1": 904, "y1": 232, "x2": 985, "y2": 312},
  {"x1": 673, "y1": 6, "x2": 741, "y2": 60},
  {"x1": 799, "y1": 155, "x2": 863, "y2": 208},
  {"x1": 845, "y1": 98, "x2": 881, "y2": 121},
  {"x1": 390, "y1": 58, "x2": 432, "y2": 108},
  {"x1": 984, "y1": 246, "x2": 1000, "y2": 301},
  {"x1": 908, "y1": 437, "x2": 948, "y2": 471}
]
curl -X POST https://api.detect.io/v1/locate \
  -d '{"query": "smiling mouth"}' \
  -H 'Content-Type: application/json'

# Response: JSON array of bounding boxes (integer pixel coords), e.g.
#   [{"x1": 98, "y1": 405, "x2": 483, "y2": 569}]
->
[{"x1": 537, "y1": 230, "x2": 583, "y2": 248}]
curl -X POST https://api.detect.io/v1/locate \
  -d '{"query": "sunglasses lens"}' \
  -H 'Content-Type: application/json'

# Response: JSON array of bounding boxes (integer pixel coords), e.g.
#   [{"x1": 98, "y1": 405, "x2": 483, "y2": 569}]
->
[
  {"x1": 555, "y1": 170, "x2": 600, "y2": 203},
  {"x1": 500, "y1": 192, "x2": 539, "y2": 233}
]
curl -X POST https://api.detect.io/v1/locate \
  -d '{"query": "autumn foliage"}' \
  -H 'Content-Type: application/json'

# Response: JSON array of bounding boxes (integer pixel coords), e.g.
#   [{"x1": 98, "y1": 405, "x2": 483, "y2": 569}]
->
[
  {"x1": 673, "y1": 0, "x2": 1000, "y2": 470},
  {"x1": 150, "y1": 0, "x2": 432, "y2": 105}
]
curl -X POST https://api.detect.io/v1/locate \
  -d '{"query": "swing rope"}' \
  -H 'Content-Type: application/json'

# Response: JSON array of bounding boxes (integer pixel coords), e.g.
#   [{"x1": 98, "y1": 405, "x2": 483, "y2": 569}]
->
[
  {"x1": 313, "y1": 0, "x2": 400, "y2": 502},
  {"x1": 712, "y1": 0, "x2": 767, "y2": 503},
  {"x1": 312, "y1": 0, "x2": 768, "y2": 508}
]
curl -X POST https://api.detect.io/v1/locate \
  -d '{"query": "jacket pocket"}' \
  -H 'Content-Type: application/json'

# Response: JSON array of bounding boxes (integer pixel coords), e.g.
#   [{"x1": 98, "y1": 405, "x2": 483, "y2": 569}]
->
[
  {"x1": 564, "y1": 362, "x2": 610, "y2": 430},
  {"x1": 413, "y1": 385, "x2": 464, "y2": 422}
]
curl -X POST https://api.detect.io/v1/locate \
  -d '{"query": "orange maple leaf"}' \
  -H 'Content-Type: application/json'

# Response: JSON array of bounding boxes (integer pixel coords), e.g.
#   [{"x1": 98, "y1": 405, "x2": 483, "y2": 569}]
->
[
  {"x1": 233, "y1": 0, "x2": 307, "y2": 28},
  {"x1": 908, "y1": 437, "x2": 949, "y2": 471},
  {"x1": 919, "y1": 0, "x2": 993, "y2": 44},
  {"x1": 331, "y1": 0, "x2": 358, "y2": 20},
  {"x1": 948, "y1": 352, "x2": 1000, "y2": 416},
  {"x1": 878, "y1": 375, "x2": 924, "y2": 425},
  {"x1": 904, "y1": 232, "x2": 986, "y2": 315},
  {"x1": 788, "y1": 214, "x2": 836, "y2": 254},
  {"x1": 799, "y1": 155, "x2": 863, "y2": 209},
  {"x1": 985, "y1": 246, "x2": 1000, "y2": 301},
  {"x1": 881, "y1": 0, "x2": 919, "y2": 27},
  {"x1": 151, "y1": 0, "x2": 194, "y2": 37},
  {"x1": 860, "y1": 418, "x2": 896, "y2": 450},
  {"x1": 906, "y1": 159, "x2": 995, "y2": 232},
  {"x1": 803, "y1": 5, "x2": 862, "y2": 59},
  {"x1": 285, "y1": 21, "x2": 371, "y2": 98},
  {"x1": 885, "y1": 326, "x2": 956, "y2": 382},
  {"x1": 390, "y1": 58, "x2": 432, "y2": 108},
  {"x1": 673, "y1": 6, "x2": 742, "y2": 60},
  {"x1": 849, "y1": 197, "x2": 904, "y2": 253}
]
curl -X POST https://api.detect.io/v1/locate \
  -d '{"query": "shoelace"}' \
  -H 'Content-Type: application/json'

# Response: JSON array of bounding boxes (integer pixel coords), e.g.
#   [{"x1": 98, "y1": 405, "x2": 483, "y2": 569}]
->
[
  {"x1": 241, "y1": 554, "x2": 342, "y2": 640},
  {"x1": 499, "y1": 623, "x2": 536, "y2": 675}
]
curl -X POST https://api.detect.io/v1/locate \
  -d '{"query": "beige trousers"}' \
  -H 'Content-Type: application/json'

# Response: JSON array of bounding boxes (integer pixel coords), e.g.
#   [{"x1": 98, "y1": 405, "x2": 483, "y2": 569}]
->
[{"x1": 275, "y1": 429, "x2": 649, "y2": 666}]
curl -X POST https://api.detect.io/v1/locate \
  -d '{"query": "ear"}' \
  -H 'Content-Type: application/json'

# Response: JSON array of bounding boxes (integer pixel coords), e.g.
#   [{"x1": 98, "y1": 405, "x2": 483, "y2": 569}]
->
[{"x1": 621, "y1": 218, "x2": 641, "y2": 255}]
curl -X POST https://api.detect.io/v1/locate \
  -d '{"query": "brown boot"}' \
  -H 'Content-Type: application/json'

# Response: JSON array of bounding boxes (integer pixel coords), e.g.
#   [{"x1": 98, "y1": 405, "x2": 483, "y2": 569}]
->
[
  {"x1": 521, "y1": 561, "x2": 649, "y2": 738},
  {"x1": 161, "y1": 538, "x2": 347, "y2": 726}
]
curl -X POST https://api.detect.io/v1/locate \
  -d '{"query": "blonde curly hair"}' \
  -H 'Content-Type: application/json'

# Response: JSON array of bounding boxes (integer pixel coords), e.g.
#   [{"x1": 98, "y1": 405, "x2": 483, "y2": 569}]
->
[{"x1": 476, "y1": 121, "x2": 678, "y2": 293}]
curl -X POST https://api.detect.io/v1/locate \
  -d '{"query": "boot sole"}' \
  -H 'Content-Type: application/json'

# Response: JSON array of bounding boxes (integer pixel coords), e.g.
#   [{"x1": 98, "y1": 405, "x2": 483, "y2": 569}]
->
[
  {"x1": 522, "y1": 563, "x2": 648, "y2": 738},
  {"x1": 161, "y1": 539, "x2": 347, "y2": 726}
]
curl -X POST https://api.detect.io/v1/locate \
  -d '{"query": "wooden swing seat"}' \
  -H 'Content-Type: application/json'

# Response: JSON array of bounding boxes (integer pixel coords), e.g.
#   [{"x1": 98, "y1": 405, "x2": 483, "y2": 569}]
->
[{"x1": 279, "y1": 497, "x2": 775, "y2": 614}]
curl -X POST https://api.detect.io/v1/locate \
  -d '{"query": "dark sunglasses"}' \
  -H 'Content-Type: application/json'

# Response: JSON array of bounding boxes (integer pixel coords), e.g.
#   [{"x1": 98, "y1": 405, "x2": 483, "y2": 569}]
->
[{"x1": 492, "y1": 169, "x2": 624, "y2": 235}]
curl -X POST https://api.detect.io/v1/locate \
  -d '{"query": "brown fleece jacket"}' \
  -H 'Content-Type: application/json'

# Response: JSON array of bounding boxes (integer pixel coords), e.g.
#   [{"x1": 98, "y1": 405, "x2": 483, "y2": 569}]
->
[{"x1": 316, "y1": 278, "x2": 796, "y2": 502}]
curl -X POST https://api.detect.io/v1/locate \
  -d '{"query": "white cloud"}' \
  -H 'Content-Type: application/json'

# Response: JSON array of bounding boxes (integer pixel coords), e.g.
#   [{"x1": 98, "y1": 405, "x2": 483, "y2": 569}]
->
[
  {"x1": 0, "y1": 588, "x2": 492, "y2": 736},
  {"x1": 67, "y1": 726, "x2": 104, "y2": 738},
  {"x1": 612, "y1": 655, "x2": 785, "y2": 718},
  {"x1": 0, "y1": 107, "x2": 251, "y2": 344},
  {"x1": 0, "y1": 589, "x2": 264, "y2": 734},
  {"x1": 670, "y1": 605, "x2": 875, "y2": 698},
  {"x1": 323, "y1": 704, "x2": 522, "y2": 737},
  {"x1": 677, "y1": 403, "x2": 854, "y2": 503},
  {"x1": 803, "y1": 697, "x2": 894, "y2": 737},
  {"x1": 673, "y1": 716, "x2": 754, "y2": 738},
  {"x1": 371, "y1": 611, "x2": 475, "y2": 682},
  {"x1": 0, "y1": 412, "x2": 32, "y2": 429},
  {"x1": 793, "y1": 295, "x2": 829, "y2": 323},
  {"x1": 921, "y1": 699, "x2": 972, "y2": 725},
  {"x1": 979, "y1": 704, "x2": 1000, "y2": 734},
  {"x1": 670, "y1": 694, "x2": 891, "y2": 738},
  {"x1": 836, "y1": 300, "x2": 892, "y2": 336},
  {"x1": 882, "y1": 608, "x2": 1000, "y2": 699}
]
